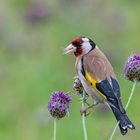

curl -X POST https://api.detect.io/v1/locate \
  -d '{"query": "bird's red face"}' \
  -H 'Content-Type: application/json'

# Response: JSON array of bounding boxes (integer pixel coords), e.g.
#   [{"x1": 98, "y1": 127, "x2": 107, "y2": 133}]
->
[
  {"x1": 64, "y1": 37, "x2": 96, "y2": 57},
  {"x1": 71, "y1": 38, "x2": 83, "y2": 56}
]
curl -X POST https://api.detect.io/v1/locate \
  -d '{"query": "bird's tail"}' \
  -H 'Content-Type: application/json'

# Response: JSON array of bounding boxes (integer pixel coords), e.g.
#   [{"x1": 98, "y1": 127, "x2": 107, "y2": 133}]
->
[{"x1": 110, "y1": 106, "x2": 135, "y2": 135}]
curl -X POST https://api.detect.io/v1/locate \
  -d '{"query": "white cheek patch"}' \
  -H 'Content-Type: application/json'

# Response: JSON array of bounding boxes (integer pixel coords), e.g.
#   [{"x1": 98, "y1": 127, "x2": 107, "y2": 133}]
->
[{"x1": 82, "y1": 42, "x2": 92, "y2": 54}]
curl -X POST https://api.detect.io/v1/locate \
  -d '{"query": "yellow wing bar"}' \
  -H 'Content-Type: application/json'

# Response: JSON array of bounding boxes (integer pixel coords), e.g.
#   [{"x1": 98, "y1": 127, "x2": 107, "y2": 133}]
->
[
  {"x1": 85, "y1": 71, "x2": 97, "y2": 87},
  {"x1": 85, "y1": 71, "x2": 107, "y2": 99}
]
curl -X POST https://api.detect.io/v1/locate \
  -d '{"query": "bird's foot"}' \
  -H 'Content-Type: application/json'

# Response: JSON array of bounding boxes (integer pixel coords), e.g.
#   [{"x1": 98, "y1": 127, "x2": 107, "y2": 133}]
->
[{"x1": 80, "y1": 102, "x2": 98, "y2": 116}]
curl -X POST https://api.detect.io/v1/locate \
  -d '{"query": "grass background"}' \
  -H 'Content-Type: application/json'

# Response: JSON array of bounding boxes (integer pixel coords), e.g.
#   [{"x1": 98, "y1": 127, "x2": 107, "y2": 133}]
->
[{"x1": 0, "y1": 0, "x2": 140, "y2": 140}]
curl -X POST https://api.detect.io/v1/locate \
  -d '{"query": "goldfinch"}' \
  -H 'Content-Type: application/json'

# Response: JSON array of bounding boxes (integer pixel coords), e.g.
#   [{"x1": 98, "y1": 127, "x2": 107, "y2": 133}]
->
[{"x1": 64, "y1": 37, "x2": 135, "y2": 135}]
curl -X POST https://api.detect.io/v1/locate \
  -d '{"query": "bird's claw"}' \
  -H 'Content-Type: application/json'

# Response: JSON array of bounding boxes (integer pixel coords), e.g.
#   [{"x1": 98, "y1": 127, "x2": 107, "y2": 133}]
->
[
  {"x1": 80, "y1": 102, "x2": 99, "y2": 116},
  {"x1": 80, "y1": 108, "x2": 90, "y2": 116}
]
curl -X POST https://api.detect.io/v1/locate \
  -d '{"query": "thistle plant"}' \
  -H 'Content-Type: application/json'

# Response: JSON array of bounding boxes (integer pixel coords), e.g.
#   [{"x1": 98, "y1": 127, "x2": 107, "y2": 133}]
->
[
  {"x1": 48, "y1": 91, "x2": 71, "y2": 140},
  {"x1": 109, "y1": 54, "x2": 140, "y2": 140},
  {"x1": 124, "y1": 54, "x2": 140, "y2": 82},
  {"x1": 73, "y1": 77, "x2": 88, "y2": 140},
  {"x1": 81, "y1": 91, "x2": 88, "y2": 140},
  {"x1": 73, "y1": 76, "x2": 84, "y2": 95}
]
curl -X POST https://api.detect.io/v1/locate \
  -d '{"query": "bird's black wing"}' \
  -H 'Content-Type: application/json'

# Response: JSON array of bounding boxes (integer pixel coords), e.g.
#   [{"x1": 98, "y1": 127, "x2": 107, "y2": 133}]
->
[{"x1": 96, "y1": 78, "x2": 125, "y2": 114}]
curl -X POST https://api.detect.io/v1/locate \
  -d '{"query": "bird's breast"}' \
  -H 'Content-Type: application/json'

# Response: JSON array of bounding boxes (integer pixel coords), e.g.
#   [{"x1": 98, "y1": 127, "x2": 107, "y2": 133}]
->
[{"x1": 75, "y1": 57, "x2": 105, "y2": 102}]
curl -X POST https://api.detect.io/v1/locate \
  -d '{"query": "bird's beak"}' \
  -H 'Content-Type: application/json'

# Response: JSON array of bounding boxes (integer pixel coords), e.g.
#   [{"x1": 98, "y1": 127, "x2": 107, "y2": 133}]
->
[{"x1": 64, "y1": 44, "x2": 76, "y2": 54}]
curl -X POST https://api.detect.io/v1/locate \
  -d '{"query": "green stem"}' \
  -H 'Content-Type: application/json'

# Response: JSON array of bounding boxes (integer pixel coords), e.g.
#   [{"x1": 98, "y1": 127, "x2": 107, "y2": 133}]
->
[
  {"x1": 82, "y1": 91, "x2": 88, "y2": 140},
  {"x1": 125, "y1": 81, "x2": 137, "y2": 110},
  {"x1": 109, "y1": 81, "x2": 137, "y2": 140},
  {"x1": 54, "y1": 118, "x2": 56, "y2": 140}
]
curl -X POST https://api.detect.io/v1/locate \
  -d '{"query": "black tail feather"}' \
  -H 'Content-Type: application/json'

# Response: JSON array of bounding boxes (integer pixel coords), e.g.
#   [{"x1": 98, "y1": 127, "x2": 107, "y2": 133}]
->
[
  {"x1": 119, "y1": 123, "x2": 127, "y2": 135},
  {"x1": 110, "y1": 106, "x2": 135, "y2": 135}
]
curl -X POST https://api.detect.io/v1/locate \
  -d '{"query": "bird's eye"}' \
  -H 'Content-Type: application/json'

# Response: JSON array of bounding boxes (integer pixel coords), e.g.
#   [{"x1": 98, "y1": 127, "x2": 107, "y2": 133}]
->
[{"x1": 72, "y1": 41, "x2": 82, "y2": 47}]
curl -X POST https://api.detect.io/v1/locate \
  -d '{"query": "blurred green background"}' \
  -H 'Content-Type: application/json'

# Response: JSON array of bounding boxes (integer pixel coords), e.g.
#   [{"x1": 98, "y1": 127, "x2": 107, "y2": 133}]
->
[{"x1": 0, "y1": 0, "x2": 140, "y2": 140}]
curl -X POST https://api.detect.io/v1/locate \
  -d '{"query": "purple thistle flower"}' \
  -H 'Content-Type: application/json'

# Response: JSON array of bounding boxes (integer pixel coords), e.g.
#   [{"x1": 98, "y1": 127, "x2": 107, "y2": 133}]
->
[
  {"x1": 48, "y1": 91, "x2": 72, "y2": 119},
  {"x1": 124, "y1": 54, "x2": 140, "y2": 82}
]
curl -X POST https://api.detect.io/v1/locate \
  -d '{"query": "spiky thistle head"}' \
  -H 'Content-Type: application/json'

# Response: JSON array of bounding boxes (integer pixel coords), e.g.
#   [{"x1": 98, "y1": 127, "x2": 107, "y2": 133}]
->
[
  {"x1": 48, "y1": 91, "x2": 72, "y2": 119},
  {"x1": 124, "y1": 54, "x2": 140, "y2": 82}
]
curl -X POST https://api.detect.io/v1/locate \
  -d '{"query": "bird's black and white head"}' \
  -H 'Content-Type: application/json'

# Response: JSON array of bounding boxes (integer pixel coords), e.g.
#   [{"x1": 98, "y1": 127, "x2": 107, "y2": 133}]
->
[{"x1": 64, "y1": 37, "x2": 96, "y2": 57}]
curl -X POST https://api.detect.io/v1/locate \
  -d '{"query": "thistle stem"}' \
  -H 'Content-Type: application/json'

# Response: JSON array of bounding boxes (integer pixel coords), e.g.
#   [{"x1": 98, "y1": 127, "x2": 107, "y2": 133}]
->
[
  {"x1": 109, "y1": 81, "x2": 137, "y2": 140},
  {"x1": 82, "y1": 91, "x2": 88, "y2": 140},
  {"x1": 125, "y1": 81, "x2": 137, "y2": 110},
  {"x1": 54, "y1": 118, "x2": 56, "y2": 140}
]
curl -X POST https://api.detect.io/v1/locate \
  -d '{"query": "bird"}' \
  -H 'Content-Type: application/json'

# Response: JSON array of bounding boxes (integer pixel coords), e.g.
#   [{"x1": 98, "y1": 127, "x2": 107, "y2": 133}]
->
[{"x1": 64, "y1": 37, "x2": 135, "y2": 135}]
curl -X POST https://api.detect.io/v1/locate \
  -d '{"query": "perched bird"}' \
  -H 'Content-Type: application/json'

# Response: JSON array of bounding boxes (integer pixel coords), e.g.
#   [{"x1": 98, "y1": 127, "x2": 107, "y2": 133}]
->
[{"x1": 64, "y1": 37, "x2": 135, "y2": 135}]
